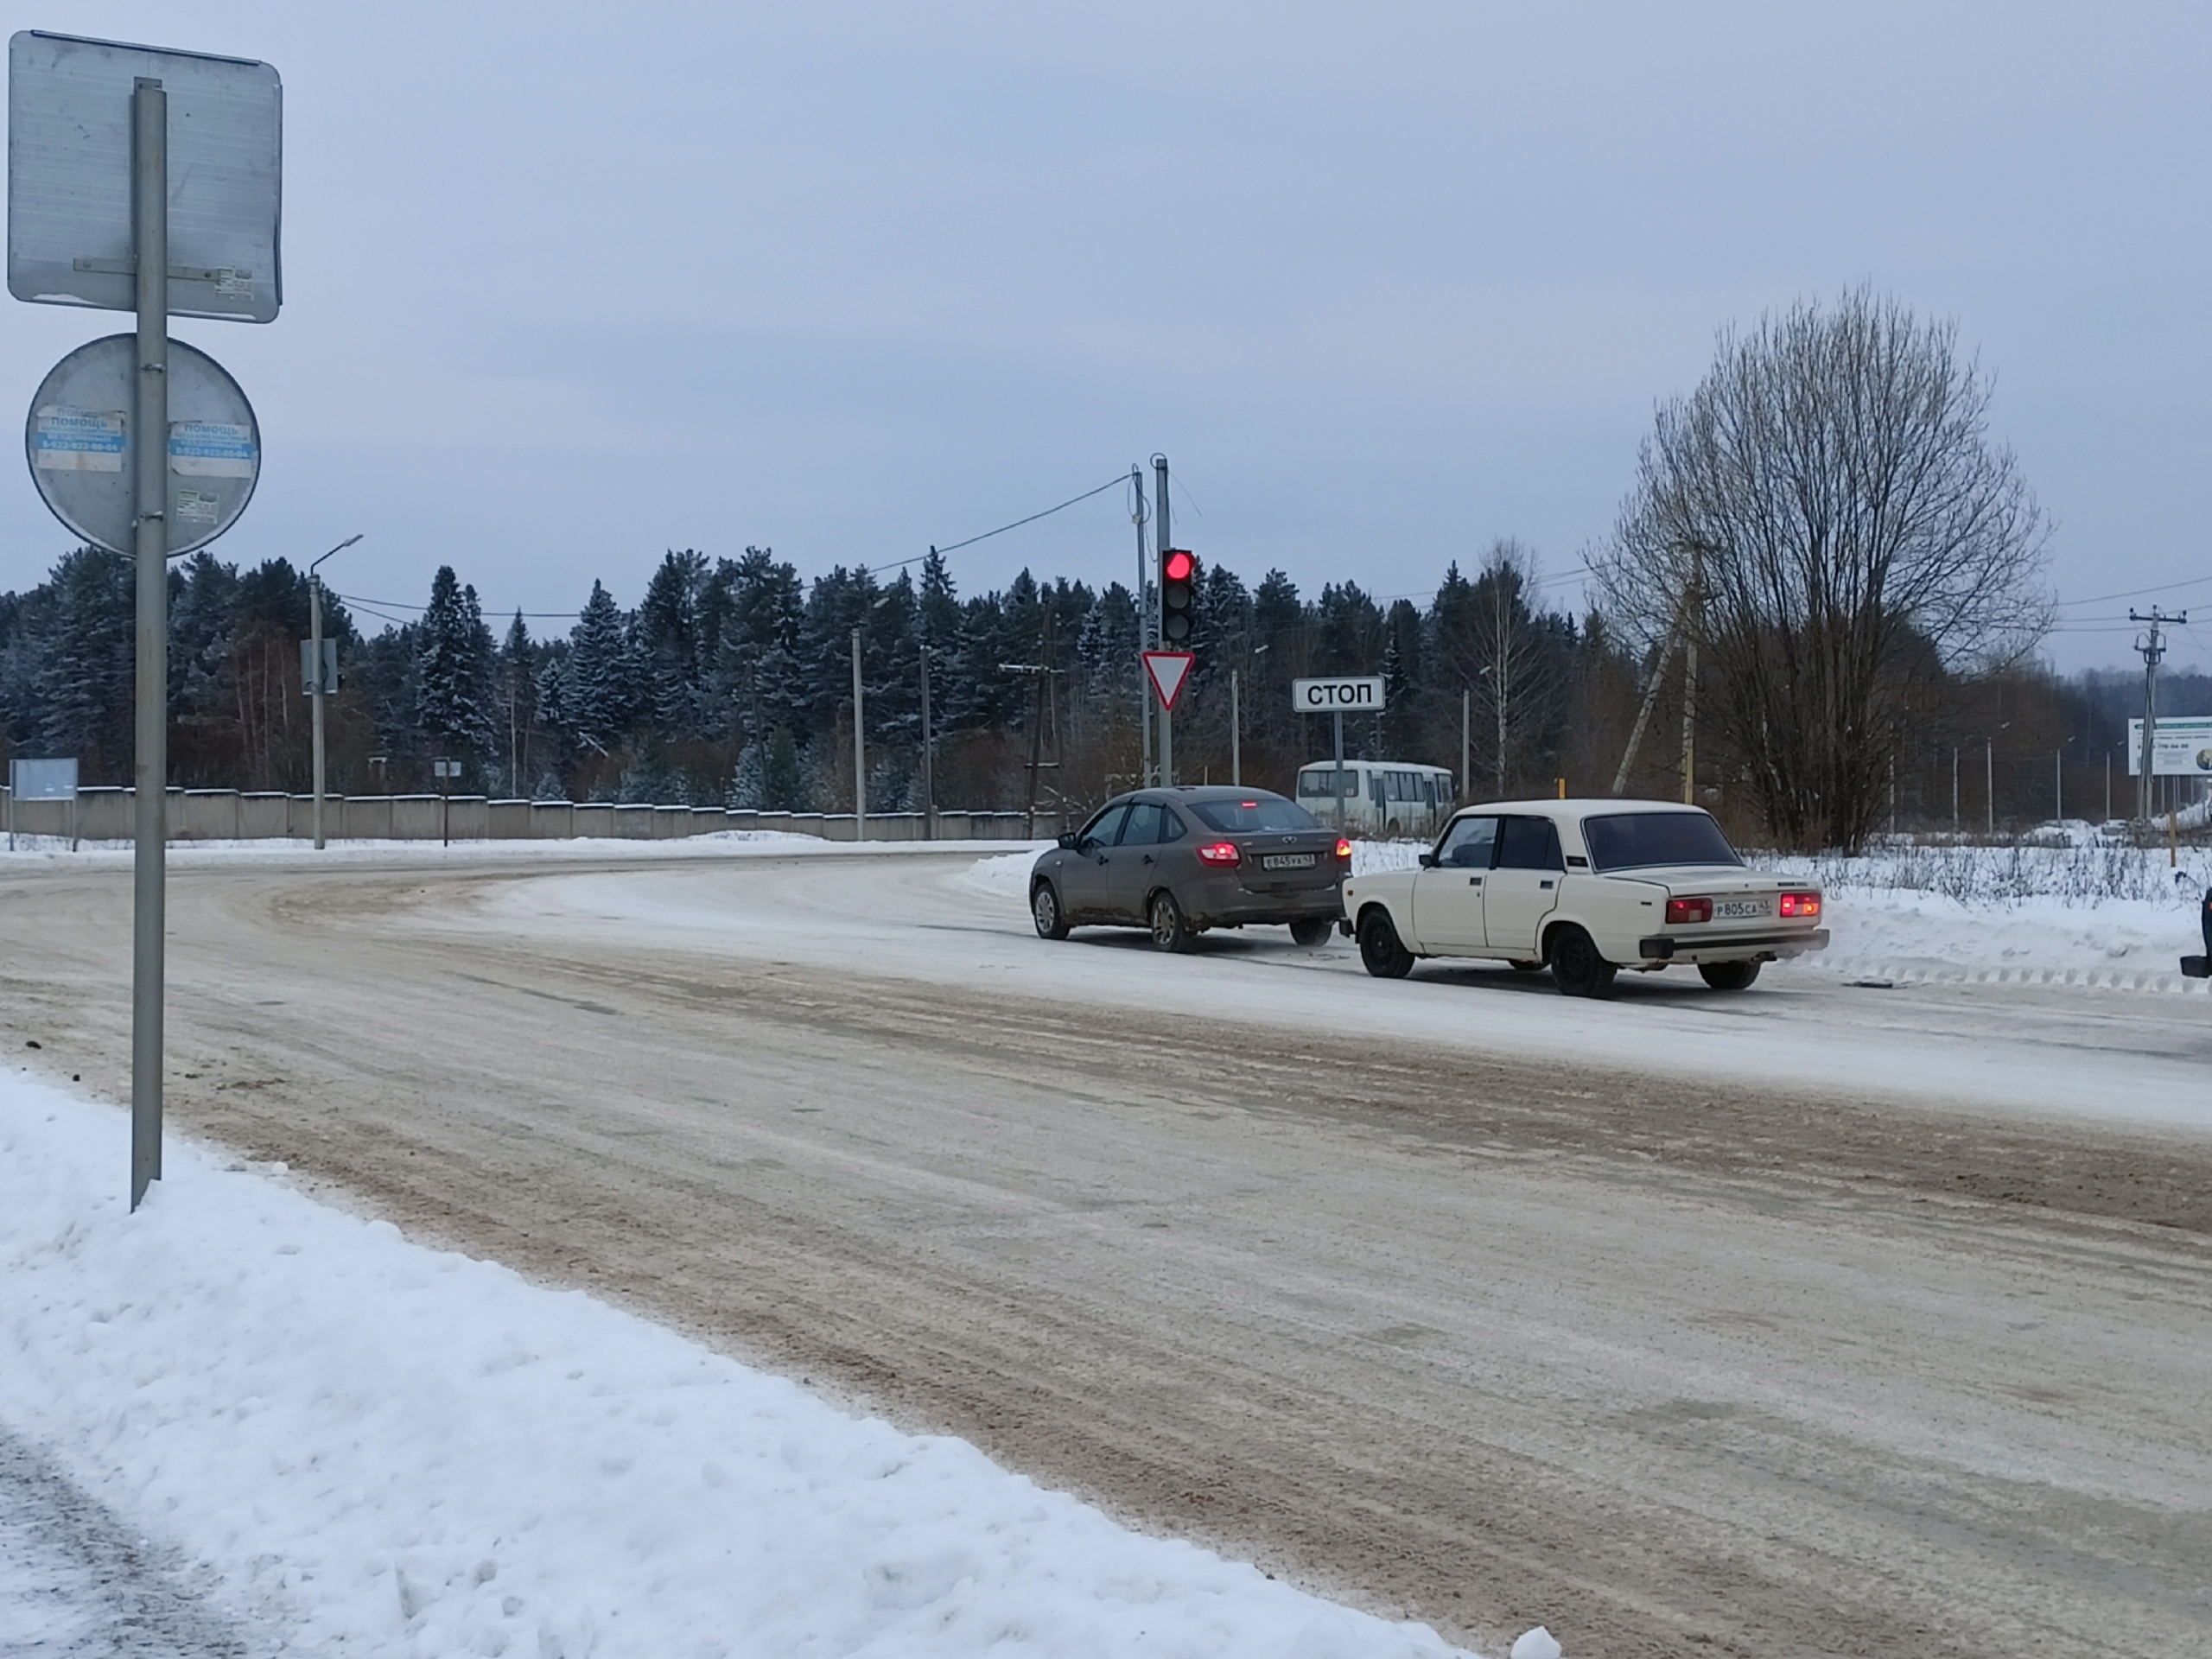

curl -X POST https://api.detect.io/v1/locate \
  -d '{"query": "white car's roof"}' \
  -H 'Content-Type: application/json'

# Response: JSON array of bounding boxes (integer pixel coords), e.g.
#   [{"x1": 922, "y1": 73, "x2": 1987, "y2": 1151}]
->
[{"x1": 1451, "y1": 798, "x2": 1712, "y2": 818}]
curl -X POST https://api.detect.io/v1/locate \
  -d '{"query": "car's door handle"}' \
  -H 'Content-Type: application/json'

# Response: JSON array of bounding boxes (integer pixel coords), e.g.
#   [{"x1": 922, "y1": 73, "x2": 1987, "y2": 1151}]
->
[
  {"x1": 1141, "y1": 855, "x2": 1154, "y2": 865},
  {"x1": 1541, "y1": 879, "x2": 1554, "y2": 889},
  {"x1": 1468, "y1": 876, "x2": 1482, "y2": 887}
]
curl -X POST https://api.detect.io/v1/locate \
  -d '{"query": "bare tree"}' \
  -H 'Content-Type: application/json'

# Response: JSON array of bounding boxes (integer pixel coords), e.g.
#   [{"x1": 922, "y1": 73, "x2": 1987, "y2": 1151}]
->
[
  {"x1": 1433, "y1": 540, "x2": 1569, "y2": 796},
  {"x1": 1594, "y1": 289, "x2": 2050, "y2": 850}
]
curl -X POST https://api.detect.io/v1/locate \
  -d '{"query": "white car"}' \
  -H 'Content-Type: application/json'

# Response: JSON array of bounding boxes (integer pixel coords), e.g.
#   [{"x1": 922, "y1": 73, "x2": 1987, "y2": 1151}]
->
[{"x1": 1341, "y1": 798, "x2": 1827, "y2": 996}]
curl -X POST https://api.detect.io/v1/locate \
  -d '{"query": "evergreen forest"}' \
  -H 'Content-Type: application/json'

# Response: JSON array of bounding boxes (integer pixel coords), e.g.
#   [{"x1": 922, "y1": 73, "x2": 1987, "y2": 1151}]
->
[{"x1": 0, "y1": 537, "x2": 2203, "y2": 845}]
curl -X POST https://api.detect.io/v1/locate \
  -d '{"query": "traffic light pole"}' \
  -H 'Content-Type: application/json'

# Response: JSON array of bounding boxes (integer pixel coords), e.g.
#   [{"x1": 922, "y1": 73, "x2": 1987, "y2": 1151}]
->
[{"x1": 1154, "y1": 454, "x2": 1173, "y2": 787}]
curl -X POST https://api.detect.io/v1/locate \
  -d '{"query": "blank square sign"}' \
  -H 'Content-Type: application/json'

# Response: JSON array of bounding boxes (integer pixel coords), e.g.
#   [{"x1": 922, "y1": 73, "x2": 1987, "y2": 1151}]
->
[{"x1": 8, "y1": 30, "x2": 281, "y2": 323}]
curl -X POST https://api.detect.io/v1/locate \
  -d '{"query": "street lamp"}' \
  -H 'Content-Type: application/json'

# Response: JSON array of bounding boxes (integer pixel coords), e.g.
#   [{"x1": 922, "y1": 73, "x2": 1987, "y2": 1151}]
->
[{"x1": 308, "y1": 533, "x2": 363, "y2": 849}]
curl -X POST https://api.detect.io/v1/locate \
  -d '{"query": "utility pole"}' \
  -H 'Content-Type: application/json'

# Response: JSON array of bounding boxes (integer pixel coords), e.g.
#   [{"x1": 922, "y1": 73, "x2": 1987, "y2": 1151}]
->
[
  {"x1": 1460, "y1": 685, "x2": 1471, "y2": 804},
  {"x1": 1230, "y1": 669, "x2": 1241, "y2": 786},
  {"x1": 308, "y1": 533, "x2": 362, "y2": 850},
  {"x1": 1002, "y1": 613, "x2": 1059, "y2": 838},
  {"x1": 1611, "y1": 543, "x2": 1706, "y2": 798},
  {"x1": 2131, "y1": 607, "x2": 2183, "y2": 823},
  {"x1": 1681, "y1": 631, "x2": 1697, "y2": 805},
  {"x1": 1986, "y1": 740, "x2": 1995, "y2": 836},
  {"x1": 850, "y1": 626, "x2": 866, "y2": 841},
  {"x1": 1154, "y1": 454, "x2": 1173, "y2": 788},
  {"x1": 918, "y1": 643, "x2": 935, "y2": 840},
  {"x1": 1951, "y1": 747, "x2": 1959, "y2": 830}
]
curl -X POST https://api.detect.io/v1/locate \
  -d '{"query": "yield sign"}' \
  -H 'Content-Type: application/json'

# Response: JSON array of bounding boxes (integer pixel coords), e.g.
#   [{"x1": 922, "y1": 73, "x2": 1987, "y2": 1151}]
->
[{"x1": 1142, "y1": 650, "x2": 1195, "y2": 712}]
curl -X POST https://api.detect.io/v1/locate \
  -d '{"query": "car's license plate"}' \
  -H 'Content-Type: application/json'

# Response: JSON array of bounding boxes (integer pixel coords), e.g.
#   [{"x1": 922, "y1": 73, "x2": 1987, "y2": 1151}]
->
[
  {"x1": 1715, "y1": 899, "x2": 1767, "y2": 919},
  {"x1": 1262, "y1": 853, "x2": 1317, "y2": 870}
]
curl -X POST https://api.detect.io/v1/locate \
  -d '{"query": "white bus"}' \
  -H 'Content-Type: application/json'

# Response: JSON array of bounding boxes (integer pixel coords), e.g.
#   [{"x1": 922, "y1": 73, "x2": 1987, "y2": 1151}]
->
[{"x1": 1294, "y1": 760, "x2": 1456, "y2": 837}]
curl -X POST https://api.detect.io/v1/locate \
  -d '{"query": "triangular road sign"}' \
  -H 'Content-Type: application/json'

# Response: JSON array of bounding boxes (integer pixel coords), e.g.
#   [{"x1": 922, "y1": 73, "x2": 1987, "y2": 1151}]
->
[{"x1": 1142, "y1": 650, "x2": 1195, "y2": 712}]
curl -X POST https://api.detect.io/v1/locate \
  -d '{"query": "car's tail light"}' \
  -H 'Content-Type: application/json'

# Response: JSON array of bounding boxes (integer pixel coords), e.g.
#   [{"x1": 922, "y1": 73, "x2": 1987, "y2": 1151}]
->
[
  {"x1": 1334, "y1": 838, "x2": 1353, "y2": 861},
  {"x1": 1196, "y1": 841, "x2": 1242, "y2": 868},
  {"x1": 1779, "y1": 890, "x2": 1821, "y2": 918},
  {"x1": 1665, "y1": 896, "x2": 1712, "y2": 925}
]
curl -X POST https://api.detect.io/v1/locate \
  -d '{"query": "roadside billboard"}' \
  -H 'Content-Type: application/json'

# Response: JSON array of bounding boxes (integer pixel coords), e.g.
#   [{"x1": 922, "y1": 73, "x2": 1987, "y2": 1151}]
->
[{"x1": 2126, "y1": 716, "x2": 2212, "y2": 777}]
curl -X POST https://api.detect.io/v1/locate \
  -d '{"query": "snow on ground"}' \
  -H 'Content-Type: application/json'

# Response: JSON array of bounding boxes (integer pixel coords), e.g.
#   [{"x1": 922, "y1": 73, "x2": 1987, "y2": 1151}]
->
[{"x1": 0, "y1": 1070, "x2": 1478, "y2": 1659}]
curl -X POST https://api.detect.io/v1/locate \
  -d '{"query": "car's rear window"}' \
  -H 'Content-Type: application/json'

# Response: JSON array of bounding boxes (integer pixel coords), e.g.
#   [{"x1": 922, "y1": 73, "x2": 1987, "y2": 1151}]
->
[
  {"x1": 1582, "y1": 811, "x2": 1744, "y2": 872},
  {"x1": 1189, "y1": 797, "x2": 1321, "y2": 834}
]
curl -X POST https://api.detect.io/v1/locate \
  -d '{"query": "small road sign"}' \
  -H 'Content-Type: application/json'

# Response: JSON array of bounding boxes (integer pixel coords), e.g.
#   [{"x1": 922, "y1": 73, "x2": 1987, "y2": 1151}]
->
[
  {"x1": 26, "y1": 333, "x2": 258, "y2": 556},
  {"x1": 1142, "y1": 651, "x2": 1195, "y2": 713},
  {"x1": 1292, "y1": 676, "x2": 1385, "y2": 713},
  {"x1": 6, "y1": 756, "x2": 77, "y2": 850},
  {"x1": 9, "y1": 31, "x2": 282, "y2": 322},
  {"x1": 300, "y1": 638, "x2": 338, "y2": 696},
  {"x1": 8, "y1": 757, "x2": 77, "y2": 800}
]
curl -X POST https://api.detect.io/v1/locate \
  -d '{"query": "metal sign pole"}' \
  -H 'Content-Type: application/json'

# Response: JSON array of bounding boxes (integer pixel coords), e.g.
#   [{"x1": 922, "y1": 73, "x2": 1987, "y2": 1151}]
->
[
  {"x1": 130, "y1": 76, "x2": 168, "y2": 1211},
  {"x1": 1332, "y1": 709, "x2": 1345, "y2": 831}
]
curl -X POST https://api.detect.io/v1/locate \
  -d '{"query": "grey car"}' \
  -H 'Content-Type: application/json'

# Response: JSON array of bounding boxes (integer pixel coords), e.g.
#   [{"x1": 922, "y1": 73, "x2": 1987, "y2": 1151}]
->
[{"x1": 1029, "y1": 785, "x2": 1351, "y2": 952}]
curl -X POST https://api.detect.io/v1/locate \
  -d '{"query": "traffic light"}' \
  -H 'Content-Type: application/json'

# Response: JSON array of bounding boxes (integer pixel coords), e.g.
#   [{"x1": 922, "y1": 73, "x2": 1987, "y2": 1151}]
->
[{"x1": 1160, "y1": 548, "x2": 1198, "y2": 643}]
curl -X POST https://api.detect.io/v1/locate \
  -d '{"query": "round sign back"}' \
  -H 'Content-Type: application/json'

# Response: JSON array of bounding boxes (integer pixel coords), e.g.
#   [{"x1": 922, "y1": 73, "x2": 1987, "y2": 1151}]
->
[{"x1": 24, "y1": 334, "x2": 260, "y2": 557}]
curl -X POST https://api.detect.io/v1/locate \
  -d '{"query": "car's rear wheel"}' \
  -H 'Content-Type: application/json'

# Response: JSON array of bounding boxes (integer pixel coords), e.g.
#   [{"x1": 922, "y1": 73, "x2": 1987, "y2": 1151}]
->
[
  {"x1": 1357, "y1": 909, "x2": 1414, "y2": 978},
  {"x1": 1289, "y1": 918, "x2": 1335, "y2": 948},
  {"x1": 1031, "y1": 881, "x2": 1069, "y2": 941},
  {"x1": 1147, "y1": 891, "x2": 1195, "y2": 953},
  {"x1": 1548, "y1": 925, "x2": 1617, "y2": 999},
  {"x1": 1699, "y1": 959, "x2": 1761, "y2": 991}
]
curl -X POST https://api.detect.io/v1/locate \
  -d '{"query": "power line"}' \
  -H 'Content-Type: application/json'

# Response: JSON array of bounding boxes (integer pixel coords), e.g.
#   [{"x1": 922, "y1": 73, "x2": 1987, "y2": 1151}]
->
[
  {"x1": 861, "y1": 474, "x2": 1131, "y2": 577},
  {"x1": 2056, "y1": 572, "x2": 2212, "y2": 609}
]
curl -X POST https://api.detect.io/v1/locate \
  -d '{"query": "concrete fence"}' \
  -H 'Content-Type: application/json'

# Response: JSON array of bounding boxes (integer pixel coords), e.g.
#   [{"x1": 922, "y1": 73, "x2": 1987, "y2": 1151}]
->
[{"x1": 2, "y1": 786, "x2": 1058, "y2": 845}]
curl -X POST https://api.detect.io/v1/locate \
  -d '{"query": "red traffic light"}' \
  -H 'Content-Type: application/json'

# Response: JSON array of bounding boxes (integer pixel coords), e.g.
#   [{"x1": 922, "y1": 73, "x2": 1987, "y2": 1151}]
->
[{"x1": 1163, "y1": 550, "x2": 1195, "y2": 583}]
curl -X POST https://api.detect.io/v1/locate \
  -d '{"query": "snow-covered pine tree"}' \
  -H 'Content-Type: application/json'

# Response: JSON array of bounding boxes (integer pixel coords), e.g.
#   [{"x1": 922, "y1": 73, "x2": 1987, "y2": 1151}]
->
[
  {"x1": 416, "y1": 565, "x2": 495, "y2": 771},
  {"x1": 31, "y1": 546, "x2": 135, "y2": 780},
  {"x1": 559, "y1": 581, "x2": 639, "y2": 754},
  {"x1": 634, "y1": 550, "x2": 704, "y2": 740},
  {"x1": 728, "y1": 740, "x2": 766, "y2": 810}
]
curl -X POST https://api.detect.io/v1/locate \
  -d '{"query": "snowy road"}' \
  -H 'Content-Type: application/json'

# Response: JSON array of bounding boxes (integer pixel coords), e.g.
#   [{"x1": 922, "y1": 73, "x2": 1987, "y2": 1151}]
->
[{"x1": 3, "y1": 845, "x2": 2209, "y2": 1657}]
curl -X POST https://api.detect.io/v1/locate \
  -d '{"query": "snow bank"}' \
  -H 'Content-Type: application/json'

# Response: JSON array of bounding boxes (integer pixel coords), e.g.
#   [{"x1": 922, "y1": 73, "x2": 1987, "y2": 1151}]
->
[
  {"x1": 0, "y1": 1072, "x2": 1476, "y2": 1659},
  {"x1": 0, "y1": 832, "x2": 1049, "y2": 870}
]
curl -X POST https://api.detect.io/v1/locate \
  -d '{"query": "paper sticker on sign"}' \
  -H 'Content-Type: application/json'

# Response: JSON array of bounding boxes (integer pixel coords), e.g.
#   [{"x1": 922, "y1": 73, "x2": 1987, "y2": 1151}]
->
[
  {"x1": 31, "y1": 407, "x2": 124, "y2": 472},
  {"x1": 169, "y1": 421, "x2": 256, "y2": 478},
  {"x1": 174, "y1": 489, "x2": 220, "y2": 525}
]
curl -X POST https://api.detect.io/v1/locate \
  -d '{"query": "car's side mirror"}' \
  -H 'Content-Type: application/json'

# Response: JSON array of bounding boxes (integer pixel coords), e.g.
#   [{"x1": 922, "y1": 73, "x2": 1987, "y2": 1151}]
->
[
  {"x1": 1417, "y1": 851, "x2": 1437, "y2": 868},
  {"x1": 1056, "y1": 832, "x2": 1077, "y2": 850}
]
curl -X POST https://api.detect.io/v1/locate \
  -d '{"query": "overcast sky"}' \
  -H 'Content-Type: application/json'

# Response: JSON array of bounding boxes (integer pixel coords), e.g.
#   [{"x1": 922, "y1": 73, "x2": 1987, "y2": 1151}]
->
[{"x1": 4, "y1": 2, "x2": 2209, "y2": 672}]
